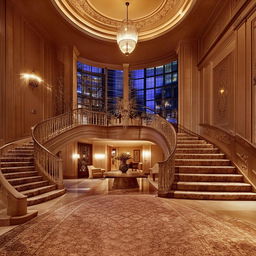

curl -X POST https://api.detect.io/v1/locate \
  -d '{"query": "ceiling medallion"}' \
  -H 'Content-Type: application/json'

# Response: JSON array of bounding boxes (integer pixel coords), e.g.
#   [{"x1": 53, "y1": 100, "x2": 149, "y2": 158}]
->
[{"x1": 52, "y1": 0, "x2": 196, "y2": 41}]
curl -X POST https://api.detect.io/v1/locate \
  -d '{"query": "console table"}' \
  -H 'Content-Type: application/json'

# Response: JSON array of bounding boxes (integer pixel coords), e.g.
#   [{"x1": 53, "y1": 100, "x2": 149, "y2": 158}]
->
[{"x1": 104, "y1": 170, "x2": 147, "y2": 189}]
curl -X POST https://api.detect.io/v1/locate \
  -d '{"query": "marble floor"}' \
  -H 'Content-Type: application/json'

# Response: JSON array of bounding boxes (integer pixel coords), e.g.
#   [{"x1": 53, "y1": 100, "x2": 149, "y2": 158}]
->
[{"x1": 0, "y1": 178, "x2": 256, "y2": 255}]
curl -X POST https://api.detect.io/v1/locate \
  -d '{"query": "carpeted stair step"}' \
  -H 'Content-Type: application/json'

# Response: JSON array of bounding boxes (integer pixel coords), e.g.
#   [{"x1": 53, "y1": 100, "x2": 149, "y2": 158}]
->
[
  {"x1": 170, "y1": 190, "x2": 256, "y2": 200},
  {"x1": 27, "y1": 189, "x2": 66, "y2": 206},
  {"x1": 14, "y1": 146, "x2": 34, "y2": 150},
  {"x1": 177, "y1": 144, "x2": 214, "y2": 148},
  {"x1": 177, "y1": 140, "x2": 207, "y2": 144},
  {"x1": 3, "y1": 171, "x2": 38, "y2": 179},
  {"x1": 175, "y1": 159, "x2": 231, "y2": 166},
  {"x1": 4, "y1": 153, "x2": 34, "y2": 157},
  {"x1": 175, "y1": 166, "x2": 237, "y2": 174},
  {"x1": 177, "y1": 136, "x2": 199, "y2": 140},
  {"x1": 177, "y1": 133, "x2": 197, "y2": 137},
  {"x1": 9, "y1": 149, "x2": 34, "y2": 153},
  {"x1": 172, "y1": 182, "x2": 252, "y2": 192},
  {"x1": 14, "y1": 180, "x2": 49, "y2": 192},
  {"x1": 175, "y1": 173, "x2": 244, "y2": 182},
  {"x1": 175, "y1": 148, "x2": 219, "y2": 154},
  {"x1": 0, "y1": 161, "x2": 33, "y2": 167},
  {"x1": 22, "y1": 185, "x2": 57, "y2": 198},
  {"x1": 175, "y1": 153, "x2": 225, "y2": 159},
  {"x1": 0, "y1": 157, "x2": 33, "y2": 162},
  {"x1": 8, "y1": 176, "x2": 43, "y2": 186},
  {"x1": 0, "y1": 166, "x2": 35, "y2": 173}
]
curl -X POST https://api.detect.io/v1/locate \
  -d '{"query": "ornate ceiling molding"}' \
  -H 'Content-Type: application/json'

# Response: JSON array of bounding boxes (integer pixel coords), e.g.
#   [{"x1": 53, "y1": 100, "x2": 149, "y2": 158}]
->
[{"x1": 51, "y1": 0, "x2": 196, "y2": 41}]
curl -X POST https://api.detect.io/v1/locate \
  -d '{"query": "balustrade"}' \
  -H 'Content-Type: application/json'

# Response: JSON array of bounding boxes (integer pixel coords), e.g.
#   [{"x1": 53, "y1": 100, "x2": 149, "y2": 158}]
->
[{"x1": 32, "y1": 108, "x2": 176, "y2": 196}]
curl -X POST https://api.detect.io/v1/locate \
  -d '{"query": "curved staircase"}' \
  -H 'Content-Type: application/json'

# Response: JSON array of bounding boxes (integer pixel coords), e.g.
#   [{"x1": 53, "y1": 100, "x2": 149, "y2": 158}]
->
[
  {"x1": 171, "y1": 132, "x2": 256, "y2": 200},
  {"x1": 1, "y1": 141, "x2": 65, "y2": 206}
]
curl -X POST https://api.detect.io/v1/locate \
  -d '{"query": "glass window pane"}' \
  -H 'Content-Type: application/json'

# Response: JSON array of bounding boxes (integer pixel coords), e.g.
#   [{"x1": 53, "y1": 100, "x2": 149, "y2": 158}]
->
[
  {"x1": 146, "y1": 67, "x2": 154, "y2": 77},
  {"x1": 146, "y1": 100, "x2": 155, "y2": 110},
  {"x1": 146, "y1": 77, "x2": 154, "y2": 88},
  {"x1": 165, "y1": 74, "x2": 172, "y2": 84},
  {"x1": 156, "y1": 65, "x2": 163, "y2": 75},
  {"x1": 156, "y1": 75, "x2": 163, "y2": 87},
  {"x1": 165, "y1": 63, "x2": 172, "y2": 73},
  {"x1": 155, "y1": 88, "x2": 162, "y2": 99},
  {"x1": 131, "y1": 69, "x2": 144, "y2": 79},
  {"x1": 146, "y1": 89, "x2": 154, "y2": 101},
  {"x1": 132, "y1": 79, "x2": 144, "y2": 90},
  {"x1": 172, "y1": 73, "x2": 178, "y2": 82},
  {"x1": 172, "y1": 61, "x2": 178, "y2": 72}
]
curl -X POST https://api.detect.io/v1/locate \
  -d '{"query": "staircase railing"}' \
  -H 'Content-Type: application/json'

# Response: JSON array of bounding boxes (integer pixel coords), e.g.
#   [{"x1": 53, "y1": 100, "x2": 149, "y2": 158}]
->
[
  {"x1": 32, "y1": 108, "x2": 176, "y2": 196},
  {"x1": 0, "y1": 138, "x2": 30, "y2": 217}
]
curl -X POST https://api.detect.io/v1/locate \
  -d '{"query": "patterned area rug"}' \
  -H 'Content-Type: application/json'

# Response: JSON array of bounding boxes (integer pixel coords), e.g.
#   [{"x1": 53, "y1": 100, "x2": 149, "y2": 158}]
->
[{"x1": 0, "y1": 195, "x2": 256, "y2": 255}]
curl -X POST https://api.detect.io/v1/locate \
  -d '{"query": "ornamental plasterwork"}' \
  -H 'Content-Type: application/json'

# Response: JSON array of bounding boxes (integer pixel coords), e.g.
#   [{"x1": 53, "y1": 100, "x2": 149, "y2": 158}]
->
[{"x1": 51, "y1": 0, "x2": 195, "y2": 41}]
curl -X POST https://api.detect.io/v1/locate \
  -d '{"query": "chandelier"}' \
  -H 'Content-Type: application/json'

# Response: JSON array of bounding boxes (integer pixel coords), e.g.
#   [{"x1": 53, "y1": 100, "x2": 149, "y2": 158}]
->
[{"x1": 116, "y1": 2, "x2": 138, "y2": 56}]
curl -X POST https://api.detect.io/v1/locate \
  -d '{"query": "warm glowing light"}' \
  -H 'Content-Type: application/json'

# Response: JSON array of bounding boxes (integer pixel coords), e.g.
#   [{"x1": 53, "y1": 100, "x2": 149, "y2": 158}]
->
[
  {"x1": 219, "y1": 88, "x2": 225, "y2": 94},
  {"x1": 142, "y1": 150, "x2": 151, "y2": 158},
  {"x1": 116, "y1": 2, "x2": 138, "y2": 55},
  {"x1": 94, "y1": 153, "x2": 105, "y2": 159},
  {"x1": 72, "y1": 153, "x2": 80, "y2": 160},
  {"x1": 21, "y1": 73, "x2": 43, "y2": 83}
]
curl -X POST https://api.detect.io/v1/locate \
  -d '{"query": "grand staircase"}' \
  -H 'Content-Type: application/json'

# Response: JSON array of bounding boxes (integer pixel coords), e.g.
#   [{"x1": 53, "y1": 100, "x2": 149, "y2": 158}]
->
[
  {"x1": 0, "y1": 141, "x2": 65, "y2": 206},
  {"x1": 171, "y1": 132, "x2": 256, "y2": 200}
]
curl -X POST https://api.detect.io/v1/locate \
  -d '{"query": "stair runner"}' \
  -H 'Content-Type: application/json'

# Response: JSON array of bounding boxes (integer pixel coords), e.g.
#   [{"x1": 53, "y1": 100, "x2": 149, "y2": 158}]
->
[
  {"x1": 170, "y1": 132, "x2": 256, "y2": 200},
  {"x1": 0, "y1": 141, "x2": 65, "y2": 206}
]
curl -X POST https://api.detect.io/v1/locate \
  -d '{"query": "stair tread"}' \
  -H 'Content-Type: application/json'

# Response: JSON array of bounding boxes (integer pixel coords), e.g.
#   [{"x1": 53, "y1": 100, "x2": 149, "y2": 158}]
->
[
  {"x1": 176, "y1": 165, "x2": 235, "y2": 168},
  {"x1": 22, "y1": 185, "x2": 56, "y2": 195},
  {"x1": 14, "y1": 180, "x2": 48, "y2": 189},
  {"x1": 176, "y1": 159, "x2": 230, "y2": 161},
  {"x1": 8, "y1": 176, "x2": 42, "y2": 182},
  {"x1": 176, "y1": 148, "x2": 219, "y2": 150},
  {"x1": 1, "y1": 161, "x2": 33, "y2": 164},
  {"x1": 175, "y1": 153, "x2": 224, "y2": 156},
  {"x1": 27, "y1": 189, "x2": 65, "y2": 202},
  {"x1": 174, "y1": 181, "x2": 251, "y2": 186},
  {"x1": 175, "y1": 173, "x2": 243, "y2": 177},
  {"x1": 4, "y1": 171, "x2": 37, "y2": 175},
  {"x1": 171, "y1": 190, "x2": 256, "y2": 195}
]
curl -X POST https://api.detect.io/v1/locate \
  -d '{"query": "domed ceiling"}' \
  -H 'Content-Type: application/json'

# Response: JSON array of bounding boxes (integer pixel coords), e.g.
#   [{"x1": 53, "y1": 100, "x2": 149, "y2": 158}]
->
[{"x1": 51, "y1": 0, "x2": 195, "y2": 41}]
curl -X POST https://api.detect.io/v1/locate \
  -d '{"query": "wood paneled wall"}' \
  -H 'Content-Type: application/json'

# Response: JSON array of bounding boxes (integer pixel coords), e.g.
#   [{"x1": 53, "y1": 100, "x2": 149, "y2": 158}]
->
[
  {"x1": 198, "y1": 0, "x2": 256, "y2": 145},
  {"x1": 178, "y1": 0, "x2": 256, "y2": 146},
  {"x1": 0, "y1": 0, "x2": 74, "y2": 145}
]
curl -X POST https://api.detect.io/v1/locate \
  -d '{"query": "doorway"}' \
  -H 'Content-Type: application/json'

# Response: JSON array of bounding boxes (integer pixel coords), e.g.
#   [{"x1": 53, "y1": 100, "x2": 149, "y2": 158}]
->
[{"x1": 77, "y1": 143, "x2": 92, "y2": 178}]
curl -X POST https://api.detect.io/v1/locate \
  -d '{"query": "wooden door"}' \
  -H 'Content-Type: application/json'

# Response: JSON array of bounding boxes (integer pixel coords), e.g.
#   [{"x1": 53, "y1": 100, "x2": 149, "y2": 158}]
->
[{"x1": 77, "y1": 143, "x2": 92, "y2": 178}]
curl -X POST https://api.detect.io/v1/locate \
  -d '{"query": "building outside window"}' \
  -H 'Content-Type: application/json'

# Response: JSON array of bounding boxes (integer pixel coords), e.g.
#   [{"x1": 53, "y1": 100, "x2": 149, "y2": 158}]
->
[
  {"x1": 130, "y1": 60, "x2": 178, "y2": 124},
  {"x1": 77, "y1": 60, "x2": 178, "y2": 124}
]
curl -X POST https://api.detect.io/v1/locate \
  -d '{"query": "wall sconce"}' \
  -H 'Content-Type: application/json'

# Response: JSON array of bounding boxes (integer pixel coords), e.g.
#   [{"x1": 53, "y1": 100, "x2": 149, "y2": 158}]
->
[
  {"x1": 219, "y1": 88, "x2": 225, "y2": 95},
  {"x1": 94, "y1": 153, "x2": 105, "y2": 160},
  {"x1": 72, "y1": 153, "x2": 80, "y2": 160},
  {"x1": 21, "y1": 73, "x2": 43, "y2": 88}
]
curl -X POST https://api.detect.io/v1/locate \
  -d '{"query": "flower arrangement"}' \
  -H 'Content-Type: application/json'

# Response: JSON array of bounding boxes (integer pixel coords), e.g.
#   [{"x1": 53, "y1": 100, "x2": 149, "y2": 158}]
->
[
  {"x1": 115, "y1": 152, "x2": 132, "y2": 173},
  {"x1": 115, "y1": 152, "x2": 132, "y2": 162}
]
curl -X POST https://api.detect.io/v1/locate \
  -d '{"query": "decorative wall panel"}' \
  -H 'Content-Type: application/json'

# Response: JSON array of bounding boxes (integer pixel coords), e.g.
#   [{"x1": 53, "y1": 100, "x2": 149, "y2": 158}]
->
[
  {"x1": 252, "y1": 16, "x2": 256, "y2": 144},
  {"x1": 0, "y1": 1, "x2": 59, "y2": 143},
  {"x1": 212, "y1": 53, "x2": 234, "y2": 131}
]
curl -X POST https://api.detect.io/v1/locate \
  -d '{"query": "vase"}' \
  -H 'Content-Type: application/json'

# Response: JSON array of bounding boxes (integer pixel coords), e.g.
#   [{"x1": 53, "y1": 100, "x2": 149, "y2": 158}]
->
[{"x1": 119, "y1": 160, "x2": 129, "y2": 173}]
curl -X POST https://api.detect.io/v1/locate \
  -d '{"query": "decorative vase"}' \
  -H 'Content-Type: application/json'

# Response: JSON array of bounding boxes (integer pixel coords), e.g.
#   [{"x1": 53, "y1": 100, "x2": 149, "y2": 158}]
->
[{"x1": 119, "y1": 160, "x2": 129, "y2": 173}]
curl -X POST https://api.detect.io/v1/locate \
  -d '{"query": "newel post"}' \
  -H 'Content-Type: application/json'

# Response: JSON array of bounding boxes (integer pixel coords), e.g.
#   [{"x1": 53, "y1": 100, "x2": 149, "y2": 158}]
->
[
  {"x1": 158, "y1": 162, "x2": 173, "y2": 198},
  {"x1": 57, "y1": 158, "x2": 64, "y2": 189}
]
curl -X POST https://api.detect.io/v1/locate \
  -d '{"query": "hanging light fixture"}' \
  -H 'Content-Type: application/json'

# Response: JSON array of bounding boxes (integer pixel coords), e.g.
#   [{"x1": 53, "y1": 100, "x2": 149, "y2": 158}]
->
[{"x1": 117, "y1": 2, "x2": 138, "y2": 56}]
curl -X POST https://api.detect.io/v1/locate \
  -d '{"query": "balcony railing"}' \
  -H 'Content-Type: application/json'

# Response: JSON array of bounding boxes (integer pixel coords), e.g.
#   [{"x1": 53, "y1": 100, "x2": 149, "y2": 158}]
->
[{"x1": 32, "y1": 108, "x2": 176, "y2": 196}]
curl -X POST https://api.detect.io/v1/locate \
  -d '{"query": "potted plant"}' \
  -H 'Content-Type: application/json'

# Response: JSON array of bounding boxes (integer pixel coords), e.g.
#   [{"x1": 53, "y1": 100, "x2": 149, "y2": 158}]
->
[{"x1": 115, "y1": 152, "x2": 132, "y2": 173}]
